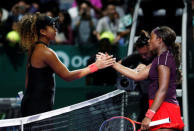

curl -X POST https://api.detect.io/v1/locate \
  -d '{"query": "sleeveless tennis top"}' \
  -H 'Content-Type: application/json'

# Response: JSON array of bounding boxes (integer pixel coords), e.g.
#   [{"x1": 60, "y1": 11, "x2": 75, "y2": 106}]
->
[
  {"x1": 148, "y1": 50, "x2": 178, "y2": 105},
  {"x1": 21, "y1": 41, "x2": 55, "y2": 117}
]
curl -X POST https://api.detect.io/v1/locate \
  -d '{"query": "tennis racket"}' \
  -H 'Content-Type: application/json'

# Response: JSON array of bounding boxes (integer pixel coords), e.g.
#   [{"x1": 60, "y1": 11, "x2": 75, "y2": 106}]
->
[{"x1": 99, "y1": 116, "x2": 170, "y2": 131}]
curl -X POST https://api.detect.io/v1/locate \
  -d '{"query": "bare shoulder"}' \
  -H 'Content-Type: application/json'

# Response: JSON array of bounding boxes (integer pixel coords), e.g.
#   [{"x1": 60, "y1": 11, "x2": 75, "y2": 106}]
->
[
  {"x1": 34, "y1": 45, "x2": 56, "y2": 58},
  {"x1": 32, "y1": 45, "x2": 58, "y2": 65},
  {"x1": 42, "y1": 47, "x2": 56, "y2": 57}
]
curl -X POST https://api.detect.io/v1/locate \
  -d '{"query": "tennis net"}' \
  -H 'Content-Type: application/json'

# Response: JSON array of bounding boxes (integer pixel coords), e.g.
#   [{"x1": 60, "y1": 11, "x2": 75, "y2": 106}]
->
[{"x1": 0, "y1": 90, "x2": 141, "y2": 131}]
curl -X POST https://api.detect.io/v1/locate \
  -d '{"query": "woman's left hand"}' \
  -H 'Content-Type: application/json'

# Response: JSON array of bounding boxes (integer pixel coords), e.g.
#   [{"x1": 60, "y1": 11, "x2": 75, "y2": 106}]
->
[
  {"x1": 140, "y1": 117, "x2": 151, "y2": 131},
  {"x1": 135, "y1": 64, "x2": 146, "y2": 72}
]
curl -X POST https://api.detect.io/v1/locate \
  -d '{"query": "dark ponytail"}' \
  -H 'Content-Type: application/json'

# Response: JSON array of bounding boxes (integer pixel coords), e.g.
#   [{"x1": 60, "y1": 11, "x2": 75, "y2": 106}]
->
[
  {"x1": 169, "y1": 42, "x2": 181, "y2": 67},
  {"x1": 169, "y1": 42, "x2": 182, "y2": 84}
]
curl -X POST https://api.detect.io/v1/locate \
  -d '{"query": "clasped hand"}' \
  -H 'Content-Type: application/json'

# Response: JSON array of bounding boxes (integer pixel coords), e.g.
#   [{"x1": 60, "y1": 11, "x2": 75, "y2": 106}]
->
[{"x1": 95, "y1": 52, "x2": 116, "y2": 69}]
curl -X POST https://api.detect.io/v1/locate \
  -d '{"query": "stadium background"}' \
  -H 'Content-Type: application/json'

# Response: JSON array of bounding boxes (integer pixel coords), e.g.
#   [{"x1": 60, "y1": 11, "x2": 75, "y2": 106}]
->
[{"x1": 0, "y1": 0, "x2": 194, "y2": 130}]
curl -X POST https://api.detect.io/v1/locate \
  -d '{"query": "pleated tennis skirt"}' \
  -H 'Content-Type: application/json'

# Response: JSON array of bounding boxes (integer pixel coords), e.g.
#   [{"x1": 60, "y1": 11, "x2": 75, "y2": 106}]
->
[{"x1": 149, "y1": 100, "x2": 184, "y2": 131}]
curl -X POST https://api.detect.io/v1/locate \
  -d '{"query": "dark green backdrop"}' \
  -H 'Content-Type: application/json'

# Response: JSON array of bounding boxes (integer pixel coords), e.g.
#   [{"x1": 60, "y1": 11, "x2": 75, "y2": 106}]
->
[{"x1": 0, "y1": 44, "x2": 128, "y2": 109}]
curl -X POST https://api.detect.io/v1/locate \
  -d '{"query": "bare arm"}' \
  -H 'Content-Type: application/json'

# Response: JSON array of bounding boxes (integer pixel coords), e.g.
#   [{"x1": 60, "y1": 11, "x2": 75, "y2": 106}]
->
[
  {"x1": 112, "y1": 62, "x2": 151, "y2": 81},
  {"x1": 135, "y1": 64, "x2": 146, "y2": 72},
  {"x1": 149, "y1": 65, "x2": 170, "y2": 111},
  {"x1": 44, "y1": 49, "x2": 115, "y2": 81},
  {"x1": 141, "y1": 65, "x2": 170, "y2": 130},
  {"x1": 118, "y1": 29, "x2": 130, "y2": 37}
]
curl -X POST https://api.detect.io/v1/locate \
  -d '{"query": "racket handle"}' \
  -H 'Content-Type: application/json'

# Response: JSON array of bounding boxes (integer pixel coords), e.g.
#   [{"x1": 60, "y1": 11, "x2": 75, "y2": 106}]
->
[{"x1": 149, "y1": 117, "x2": 170, "y2": 127}]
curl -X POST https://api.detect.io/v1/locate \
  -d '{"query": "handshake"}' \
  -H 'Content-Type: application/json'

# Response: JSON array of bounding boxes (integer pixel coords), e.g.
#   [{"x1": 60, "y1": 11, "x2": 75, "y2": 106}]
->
[
  {"x1": 96, "y1": 52, "x2": 116, "y2": 69},
  {"x1": 88, "y1": 52, "x2": 116, "y2": 73}
]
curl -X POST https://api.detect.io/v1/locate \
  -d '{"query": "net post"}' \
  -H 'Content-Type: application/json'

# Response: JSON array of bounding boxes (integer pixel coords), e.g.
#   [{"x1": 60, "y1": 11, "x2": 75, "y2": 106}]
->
[
  {"x1": 120, "y1": 91, "x2": 127, "y2": 131},
  {"x1": 121, "y1": 92, "x2": 125, "y2": 117},
  {"x1": 20, "y1": 120, "x2": 24, "y2": 131}
]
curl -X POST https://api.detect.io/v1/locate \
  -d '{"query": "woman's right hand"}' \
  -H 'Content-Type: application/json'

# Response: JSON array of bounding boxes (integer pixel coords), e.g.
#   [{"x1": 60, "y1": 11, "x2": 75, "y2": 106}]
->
[
  {"x1": 95, "y1": 52, "x2": 116, "y2": 69},
  {"x1": 141, "y1": 117, "x2": 151, "y2": 131},
  {"x1": 96, "y1": 52, "x2": 106, "y2": 60}
]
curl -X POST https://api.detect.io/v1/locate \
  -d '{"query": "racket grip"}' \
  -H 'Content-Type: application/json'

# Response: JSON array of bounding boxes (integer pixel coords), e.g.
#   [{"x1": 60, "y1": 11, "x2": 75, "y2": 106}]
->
[{"x1": 149, "y1": 117, "x2": 170, "y2": 127}]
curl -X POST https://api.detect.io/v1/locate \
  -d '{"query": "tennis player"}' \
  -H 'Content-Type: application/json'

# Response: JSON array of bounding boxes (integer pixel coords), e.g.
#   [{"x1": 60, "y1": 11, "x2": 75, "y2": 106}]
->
[
  {"x1": 98, "y1": 26, "x2": 184, "y2": 131},
  {"x1": 17, "y1": 12, "x2": 115, "y2": 117}
]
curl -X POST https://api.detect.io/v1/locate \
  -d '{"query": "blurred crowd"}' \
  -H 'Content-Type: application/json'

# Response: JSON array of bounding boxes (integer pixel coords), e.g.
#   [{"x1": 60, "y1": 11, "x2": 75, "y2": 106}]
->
[
  {"x1": 192, "y1": 0, "x2": 194, "y2": 38},
  {"x1": 0, "y1": 0, "x2": 135, "y2": 48}
]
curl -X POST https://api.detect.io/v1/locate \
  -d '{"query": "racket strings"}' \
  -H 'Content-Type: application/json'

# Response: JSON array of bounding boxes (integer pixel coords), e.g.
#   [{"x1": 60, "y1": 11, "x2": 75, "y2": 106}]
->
[{"x1": 99, "y1": 117, "x2": 135, "y2": 131}]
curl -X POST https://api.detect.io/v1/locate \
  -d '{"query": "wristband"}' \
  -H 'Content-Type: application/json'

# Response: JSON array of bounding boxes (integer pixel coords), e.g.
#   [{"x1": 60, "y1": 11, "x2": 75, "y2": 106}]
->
[
  {"x1": 145, "y1": 109, "x2": 155, "y2": 120},
  {"x1": 88, "y1": 63, "x2": 98, "y2": 73}
]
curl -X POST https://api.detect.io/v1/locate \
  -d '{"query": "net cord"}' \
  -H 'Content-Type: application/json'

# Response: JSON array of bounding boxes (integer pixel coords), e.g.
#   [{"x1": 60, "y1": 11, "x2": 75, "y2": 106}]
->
[{"x1": 0, "y1": 89, "x2": 125, "y2": 128}]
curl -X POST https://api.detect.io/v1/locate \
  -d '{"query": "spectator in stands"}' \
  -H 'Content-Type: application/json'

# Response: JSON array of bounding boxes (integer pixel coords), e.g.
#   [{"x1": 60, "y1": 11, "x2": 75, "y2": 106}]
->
[
  {"x1": 72, "y1": 0, "x2": 103, "y2": 18},
  {"x1": 68, "y1": 0, "x2": 96, "y2": 20},
  {"x1": 27, "y1": 2, "x2": 39, "y2": 13},
  {"x1": 0, "y1": 7, "x2": 9, "y2": 22},
  {"x1": 99, "y1": 26, "x2": 184, "y2": 131},
  {"x1": 96, "y1": 3, "x2": 120, "y2": 45},
  {"x1": 5, "y1": 1, "x2": 29, "y2": 35},
  {"x1": 55, "y1": 10, "x2": 74, "y2": 45},
  {"x1": 117, "y1": 13, "x2": 133, "y2": 45},
  {"x1": 0, "y1": 8, "x2": 9, "y2": 46},
  {"x1": 58, "y1": 0, "x2": 74, "y2": 10},
  {"x1": 101, "y1": 0, "x2": 125, "y2": 18},
  {"x1": 17, "y1": 12, "x2": 115, "y2": 117},
  {"x1": 45, "y1": 10, "x2": 54, "y2": 17},
  {"x1": 72, "y1": 1, "x2": 98, "y2": 46},
  {"x1": 10, "y1": 1, "x2": 29, "y2": 21}
]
